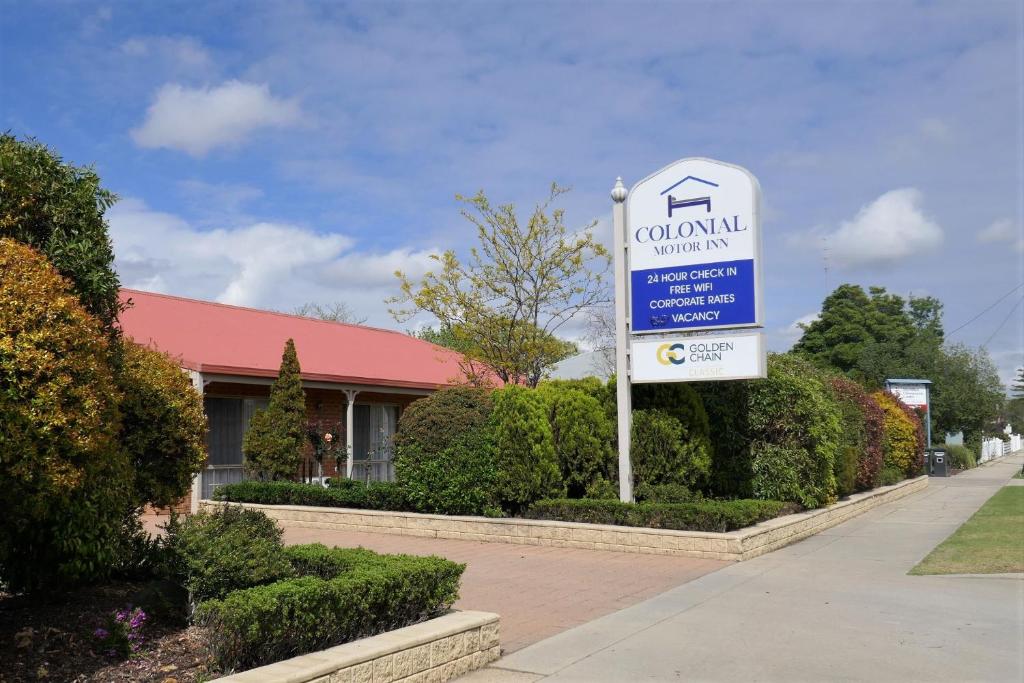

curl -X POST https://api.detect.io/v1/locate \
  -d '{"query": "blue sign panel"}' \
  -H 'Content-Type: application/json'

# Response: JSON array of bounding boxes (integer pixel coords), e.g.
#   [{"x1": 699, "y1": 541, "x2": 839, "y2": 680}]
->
[{"x1": 630, "y1": 258, "x2": 755, "y2": 332}]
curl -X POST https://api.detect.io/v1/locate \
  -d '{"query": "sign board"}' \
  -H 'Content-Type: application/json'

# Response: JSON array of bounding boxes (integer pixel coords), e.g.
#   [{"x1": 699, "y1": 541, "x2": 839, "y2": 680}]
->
[
  {"x1": 631, "y1": 332, "x2": 766, "y2": 383},
  {"x1": 888, "y1": 383, "x2": 928, "y2": 408},
  {"x1": 627, "y1": 158, "x2": 762, "y2": 334}
]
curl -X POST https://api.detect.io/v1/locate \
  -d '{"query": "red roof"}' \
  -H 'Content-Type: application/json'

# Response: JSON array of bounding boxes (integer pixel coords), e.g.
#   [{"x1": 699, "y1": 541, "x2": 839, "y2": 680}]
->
[{"x1": 117, "y1": 289, "x2": 471, "y2": 390}]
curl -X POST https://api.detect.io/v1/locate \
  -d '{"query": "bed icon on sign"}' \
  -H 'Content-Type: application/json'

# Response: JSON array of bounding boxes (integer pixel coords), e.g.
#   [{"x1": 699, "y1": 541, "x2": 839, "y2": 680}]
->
[
  {"x1": 660, "y1": 175, "x2": 719, "y2": 218},
  {"x1": 667, "y1": 195, "x2": 711, "y2": 217},
  {"x1": 650, "y1": 314, "x2": 668, "y2": 327}
]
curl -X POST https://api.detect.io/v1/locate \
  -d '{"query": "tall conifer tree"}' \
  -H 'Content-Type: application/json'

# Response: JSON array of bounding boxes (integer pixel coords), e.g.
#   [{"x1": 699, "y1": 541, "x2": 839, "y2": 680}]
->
[{"x1": 243, "y1": 339, "x2": 307, "y2": 480}]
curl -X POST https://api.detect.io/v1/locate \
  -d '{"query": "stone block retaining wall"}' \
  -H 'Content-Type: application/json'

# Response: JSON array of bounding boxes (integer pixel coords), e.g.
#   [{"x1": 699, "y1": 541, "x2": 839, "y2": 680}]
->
[
  {"x1": 218, "y1": 610, "x2": 499, "y2": 683},
  {"x1": 203, "y1": 476, "x2": 927, "y2": 562}
]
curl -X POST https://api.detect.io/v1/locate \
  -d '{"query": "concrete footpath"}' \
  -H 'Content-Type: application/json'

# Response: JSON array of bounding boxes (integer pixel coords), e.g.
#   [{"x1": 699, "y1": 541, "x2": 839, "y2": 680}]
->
[{"x1": 465, "y1": 453, "x2": 1024, "y2": 683}]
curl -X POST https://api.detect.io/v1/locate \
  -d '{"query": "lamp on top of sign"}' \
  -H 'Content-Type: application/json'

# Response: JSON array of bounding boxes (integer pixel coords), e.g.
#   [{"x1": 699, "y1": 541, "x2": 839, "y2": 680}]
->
[{"x1": 627, "y1": 158, "x2": 763, "y2": 335}]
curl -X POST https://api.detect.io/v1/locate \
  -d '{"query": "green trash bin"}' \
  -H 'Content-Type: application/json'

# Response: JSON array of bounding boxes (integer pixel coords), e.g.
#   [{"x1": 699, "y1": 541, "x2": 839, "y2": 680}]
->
[{"x1": 927, "y1": 448, "x2": 949, "y2": 477}]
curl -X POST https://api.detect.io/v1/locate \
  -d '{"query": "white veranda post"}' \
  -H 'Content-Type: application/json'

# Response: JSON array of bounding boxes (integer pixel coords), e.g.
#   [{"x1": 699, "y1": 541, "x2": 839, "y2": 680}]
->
[
  {"x1": 611, "y1": 177, "x2": 633, "y2": 502},
  {"x1": 344, "y1": 389, "x2": 360, "y2": 479}
]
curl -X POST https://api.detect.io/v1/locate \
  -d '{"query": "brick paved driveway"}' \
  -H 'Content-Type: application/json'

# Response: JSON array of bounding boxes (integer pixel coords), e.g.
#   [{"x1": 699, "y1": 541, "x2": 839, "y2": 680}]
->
[{"x1": 282, "y1": 527, "x2": 726, "y2": 653}]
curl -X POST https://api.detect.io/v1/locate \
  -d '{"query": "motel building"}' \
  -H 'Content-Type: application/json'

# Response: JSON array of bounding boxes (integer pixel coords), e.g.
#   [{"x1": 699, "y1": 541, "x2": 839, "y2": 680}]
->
[{"x1": 117, "y1": 289, "x2": 472, "y2": 513}]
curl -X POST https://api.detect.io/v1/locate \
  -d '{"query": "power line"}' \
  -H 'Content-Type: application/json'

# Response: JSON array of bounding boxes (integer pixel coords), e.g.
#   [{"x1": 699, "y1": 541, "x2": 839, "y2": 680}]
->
[
  {"x1": 946, "y1": 281, "x2": 1024, "y2": 338},
  {"x1": 982, "y1": 294, "x2": 1024, "y2": 348}
]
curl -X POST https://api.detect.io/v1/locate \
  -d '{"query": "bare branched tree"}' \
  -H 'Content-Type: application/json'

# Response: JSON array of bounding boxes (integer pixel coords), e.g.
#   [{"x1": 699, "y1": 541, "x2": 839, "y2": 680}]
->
[
  {"x1": 292, "y1": 301, "x2": 368, "y2": 325},
  {"x1": 390, "y1": 184, "x2": 609, "y2": 387}
]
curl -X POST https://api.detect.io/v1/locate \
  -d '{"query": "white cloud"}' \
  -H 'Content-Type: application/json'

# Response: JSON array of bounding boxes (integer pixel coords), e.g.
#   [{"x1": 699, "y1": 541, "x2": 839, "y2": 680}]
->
[
  {"x1": 108, "y1": 198, "x2": 439, "y2": 326},
  {"x1": 978, "y1": 218, "x2": 1023, "y2": 252},
  {"x1": 121, "y1": 36, "x2": 212, "y2": 71},
  {"x1": 779, "y1": 312, "x2": 819, "y2": 347},
  {"x1": 131, "y1": 81, "x2": 301, "y2": 156},
  {"x1": 823, "y1": 188, "x2": 943, "y2": 270}
]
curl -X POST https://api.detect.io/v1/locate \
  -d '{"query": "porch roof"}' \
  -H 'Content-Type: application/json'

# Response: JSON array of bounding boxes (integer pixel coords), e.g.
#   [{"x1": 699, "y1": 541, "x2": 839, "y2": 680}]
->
[{"x1": 118, "y1": 289, "x2": 472, "y2": 391}]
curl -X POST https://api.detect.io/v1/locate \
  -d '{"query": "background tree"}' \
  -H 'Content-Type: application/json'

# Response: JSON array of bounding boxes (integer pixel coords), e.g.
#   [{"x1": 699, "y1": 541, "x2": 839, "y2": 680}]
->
[
  {"x1": 391, "y1": 184, "x2": 609, "y2": 387},
  {"x1": 0, "y1": 134, "x2": 122, "y2": 331},
  {"x1": 0, "y1": 239, "x2": 131, "y2": 591},
  {"x1": 117, "y1": 341, "x2": 208, "y2": 509},
  {"x1": 243, "y1": 339, "x2": 308, "y2": 480},
  {"x1": 793, "y1": 284, "x2": 916, "y2": 377},
  {"x1": 292, "y1": 301, "x2": 367, "y2": 325},
  {"x1": 583, "y1": 303, "x2": 616, "y2": 377},
  {"x1": 795, "y1": 283, "x2": 1004, "y2": 450},
  {"x1": 1012, "y1": 367, "x2": 1024, "y2": 398}
]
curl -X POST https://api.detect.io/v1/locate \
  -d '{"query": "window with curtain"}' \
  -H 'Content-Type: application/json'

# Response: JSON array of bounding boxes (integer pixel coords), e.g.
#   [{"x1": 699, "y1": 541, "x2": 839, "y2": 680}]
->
[
  {"x1": 202, "y1": 396, "x2": 268, "y2": 498},
  {"x1": 352, "y1": 404, "x2": 398, "y2": 481}
]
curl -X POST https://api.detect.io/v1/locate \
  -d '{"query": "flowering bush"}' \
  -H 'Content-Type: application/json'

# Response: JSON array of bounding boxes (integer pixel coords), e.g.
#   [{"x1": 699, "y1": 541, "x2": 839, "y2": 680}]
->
[
  {"x1": 0, "y1": 239, "x2": 131, "y2": 592},
  {"x1": 93, "y1": 607, "x2": 147, "y2": 658},
  {"x1": 873, "y1": 391, "x2": 924, "y2": 477}
]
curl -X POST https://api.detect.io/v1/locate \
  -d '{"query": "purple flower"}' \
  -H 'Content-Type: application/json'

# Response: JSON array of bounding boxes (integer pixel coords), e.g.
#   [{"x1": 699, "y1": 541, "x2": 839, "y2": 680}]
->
[{"x1": 93, "y1": 628, "x2": 109, "y2": 640}]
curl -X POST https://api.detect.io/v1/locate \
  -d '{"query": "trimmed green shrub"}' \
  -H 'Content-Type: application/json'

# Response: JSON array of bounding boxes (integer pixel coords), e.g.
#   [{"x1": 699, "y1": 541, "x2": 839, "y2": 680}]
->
[
  {"x1": 525, "y1": 498, "x2": 787, "y2": 532},
  {"x1": 747, "y1": 355, "x2": 840, "y2": 508},
  {"x1": 584, "y1": 477, "x2": 618, "y2": 500},
  {"x1": 117, "y1": 340, "x2": 207, "y2": 508},
  {"x1": 631, "y1": 409, "x2": 712, "y2": 490},
  {"x1": 750, "y1": 442, "x2": 825, "y2": 509},
  {"x1": 243, "y1": 339, "x2": 307, "y2": 481},
  {"x1": 691, "y1": 380, "x2": 754, "y2": 497},
  {"x1": 697, "y1": 354, "x2": 840, "y2": 508},
  {"x1": 491, "y1": 385, "x2": 562, "y2": 513},
  {"x1": 282, "y1": 543, "x2": 381, "y2": 579},
  {"x1": 634, "y1": 482, "x2": 703, "y2": 504},
  {"x1": 632, "y1": 382, "x2": 712, "y2": 450},
  {"x1": 174, "y1": 505, "x2": 294, "y2": 602},
  {"x1": 878, "y1": 465, "x2": 904, "y2": 486},
  {"x1": 539, "y1": 377, "x2": 606, "y2": 401},
  {"x1": 394, "y1": 387, "x2": 497, "y2": 515},
  {"x1": 537, "y1": 385, "x2": 615, "y2": 498},
  {"x1": 215, "y1": 480, "x2": 411, "y2": 512},
  {"x1": 0, "y1": 239, "x2": 131, "y2": 592},
  {"x1": 945, "y1": 443, "x2": 976, "y2": 470},
  {"x1": 195, "y1": 546, "x2": 463, "y2": 671}
]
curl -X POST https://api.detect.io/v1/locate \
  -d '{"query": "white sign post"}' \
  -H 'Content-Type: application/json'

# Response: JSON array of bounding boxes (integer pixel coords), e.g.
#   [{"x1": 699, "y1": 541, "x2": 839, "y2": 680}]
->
[{"x1": 611, "y1": 158, "x2": 766, "y2": 502}]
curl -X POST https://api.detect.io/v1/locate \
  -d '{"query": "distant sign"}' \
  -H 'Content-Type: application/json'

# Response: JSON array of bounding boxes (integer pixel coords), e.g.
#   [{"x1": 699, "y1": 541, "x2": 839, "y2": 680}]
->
[
  {"x1": 888, "y1": 383, "x2": 928, "y2": 408},
  {"x1": 627, "y1": 158, "x2": 762, "y2": 334},
  {"x1": 631, "y1": 331, "x2": 766, "y2": 383}
]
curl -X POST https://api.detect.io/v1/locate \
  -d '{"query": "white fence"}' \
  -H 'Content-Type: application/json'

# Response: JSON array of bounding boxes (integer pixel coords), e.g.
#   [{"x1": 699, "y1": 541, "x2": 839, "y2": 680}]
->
[{"x1": 979, "y1": 435, "x2": 1021, "y2": 463}]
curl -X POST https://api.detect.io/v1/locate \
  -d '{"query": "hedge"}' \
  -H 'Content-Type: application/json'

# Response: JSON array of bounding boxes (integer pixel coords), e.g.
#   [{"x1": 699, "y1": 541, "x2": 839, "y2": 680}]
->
[
  {"x1": 213, "y1": 479, "x2": 411, "y2": 511},
  {"x1": 524, "y1": 498, "x2": 788, "y2": 532},
  {"x1": 195, "y1": 544, "x2": 463, "y2": 671}
]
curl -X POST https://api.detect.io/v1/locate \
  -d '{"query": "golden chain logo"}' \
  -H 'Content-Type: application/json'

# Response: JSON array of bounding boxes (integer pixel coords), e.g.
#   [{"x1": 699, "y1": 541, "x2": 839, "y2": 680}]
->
[{"x1": 656, "y1": 342, "x2": 687, "y2": 366}]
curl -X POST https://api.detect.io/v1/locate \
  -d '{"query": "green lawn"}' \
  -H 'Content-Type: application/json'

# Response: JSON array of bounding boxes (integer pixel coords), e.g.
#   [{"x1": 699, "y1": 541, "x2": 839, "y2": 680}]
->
[{"x1": 910, "y1": 486, "x2": 1024, "y2": 575}]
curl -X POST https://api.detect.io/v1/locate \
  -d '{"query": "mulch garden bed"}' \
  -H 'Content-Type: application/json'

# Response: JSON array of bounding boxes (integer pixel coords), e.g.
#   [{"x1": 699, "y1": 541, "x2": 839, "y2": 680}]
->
[{"x1": 0, "y1": 582, "x2": 221, "y2": 683}]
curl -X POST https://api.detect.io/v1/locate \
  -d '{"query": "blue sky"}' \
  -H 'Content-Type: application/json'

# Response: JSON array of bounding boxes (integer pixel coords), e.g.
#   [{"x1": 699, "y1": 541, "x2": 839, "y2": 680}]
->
[{"x1": 2, "y1": 0, "x2": 1022, "y2": 384}]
